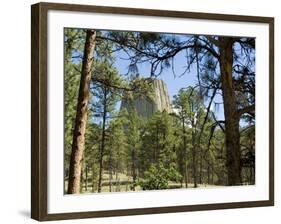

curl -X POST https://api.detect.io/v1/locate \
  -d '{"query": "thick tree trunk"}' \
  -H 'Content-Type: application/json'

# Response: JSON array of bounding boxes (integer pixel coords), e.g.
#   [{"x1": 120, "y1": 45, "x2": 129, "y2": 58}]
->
[
  {"x1": 67, "y1": 30, "x2": 96, "y2": 194},
  {"x1": 219, "y1": 37, "x2": 242, "y2": 186}
]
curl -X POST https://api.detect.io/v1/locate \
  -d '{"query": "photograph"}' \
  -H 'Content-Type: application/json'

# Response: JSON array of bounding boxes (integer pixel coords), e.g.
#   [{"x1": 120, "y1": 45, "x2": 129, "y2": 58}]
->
[{"x1": 64, "y1": 28, "x2": 256, "y2": 194}]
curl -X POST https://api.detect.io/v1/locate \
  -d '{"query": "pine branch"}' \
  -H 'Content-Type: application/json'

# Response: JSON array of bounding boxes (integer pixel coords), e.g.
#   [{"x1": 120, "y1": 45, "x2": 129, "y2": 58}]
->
[{"x1": 237, "y1": 104, "x2": 255, "y2": 118}]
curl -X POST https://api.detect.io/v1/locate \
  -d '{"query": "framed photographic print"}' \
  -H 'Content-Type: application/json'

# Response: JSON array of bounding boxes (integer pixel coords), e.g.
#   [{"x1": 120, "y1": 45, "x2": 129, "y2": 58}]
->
[{"x1": 31, "y1": 2, "x2": 274, "y2": 221}]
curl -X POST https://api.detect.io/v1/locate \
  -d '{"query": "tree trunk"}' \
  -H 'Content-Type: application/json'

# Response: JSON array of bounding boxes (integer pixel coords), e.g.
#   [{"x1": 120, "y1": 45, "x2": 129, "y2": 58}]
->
[
  {"x1": 131, "y1": 147, "x2": 137, "y2": 191},
  {"x1": 92, "y1": 165, "x2": 96, "y2": 192},
  {"x1": 97, "y1": 88, "x2": 108, "y2": 193},
  {"x1": 192, "y1": 148, "x2": 197, "y2": 187},
  {"x1": 211, "y1": 166, "x2": 214, "y2": 185},
  {"x1": 182, "y1": 117, "x2": 188, "y2": 188},
  {"x1": 67, "y1": 30, "x2": 96, "y2": 194},
  {"x1": 109, "y1": 149, "x2": 113, "y2": 192},
  {"x1": 199, "y1": 153, "x2": 203, "y2": 184},
  {"x1": 85, "y1": 165, "x2": 88, "y2": 191},
  {"x1": 115, "y1": 171, "x2": 120, "y2": 192},
  {"x1": 190, "y1": 116, "x2": 198, "y2": 188},
  {"x1": 207, "y1": 162, "x2": 210, "y2": 185},
  {"x1": 80, "y1": 165, "x2": 83, "y2": 192},
  {"x1": 219, "y1": 37, "x2": 241, "y2": 186}
]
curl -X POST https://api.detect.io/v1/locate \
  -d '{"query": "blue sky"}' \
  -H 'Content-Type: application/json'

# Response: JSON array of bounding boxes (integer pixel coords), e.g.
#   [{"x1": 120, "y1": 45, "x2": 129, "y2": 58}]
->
[
  {"x1": 112, "y1": 46, "x2": 225, "y2": 120},
  {"x1": 69, "y1": 29, "x2": 255, "y2": 123}
]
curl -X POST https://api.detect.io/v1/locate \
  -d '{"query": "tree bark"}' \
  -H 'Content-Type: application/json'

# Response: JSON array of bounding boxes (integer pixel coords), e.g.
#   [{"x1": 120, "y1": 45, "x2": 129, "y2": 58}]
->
[
  {"x1": 219, "y1": 37, "x2": 242, "y2": 186},
  {"x1": 67, "y1": 30, "x2": 96, "y2": 194}
]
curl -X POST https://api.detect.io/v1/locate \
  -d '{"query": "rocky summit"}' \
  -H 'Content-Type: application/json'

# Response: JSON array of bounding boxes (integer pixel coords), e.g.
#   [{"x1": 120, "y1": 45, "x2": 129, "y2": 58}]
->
[{"x1": 121, "y1": 79, "x2": 172, "y2": 119}]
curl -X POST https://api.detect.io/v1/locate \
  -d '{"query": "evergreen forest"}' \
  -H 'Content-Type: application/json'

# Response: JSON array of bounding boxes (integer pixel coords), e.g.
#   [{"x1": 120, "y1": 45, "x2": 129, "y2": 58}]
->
[{"x1": 64, "y1": 28, "x2": 255, "y2": 194}]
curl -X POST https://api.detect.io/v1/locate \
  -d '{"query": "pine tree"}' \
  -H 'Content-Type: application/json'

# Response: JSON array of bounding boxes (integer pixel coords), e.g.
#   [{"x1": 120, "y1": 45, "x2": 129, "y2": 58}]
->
[
  {"x1": 90, "y1": 60, "x2": 124, "y2": 192},
  {"x1": 173, "y1": 87, "x2": 205, "y2": 187},
  {"x1": 67, "y1": 29, "x2": 97, "y2": 194}
]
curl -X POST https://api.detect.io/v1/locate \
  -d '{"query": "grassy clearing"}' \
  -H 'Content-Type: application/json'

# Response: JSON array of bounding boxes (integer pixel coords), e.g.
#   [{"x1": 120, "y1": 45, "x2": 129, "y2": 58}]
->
[{"x1": 64, "y1": 170, "x2": 217, "y2": 194}]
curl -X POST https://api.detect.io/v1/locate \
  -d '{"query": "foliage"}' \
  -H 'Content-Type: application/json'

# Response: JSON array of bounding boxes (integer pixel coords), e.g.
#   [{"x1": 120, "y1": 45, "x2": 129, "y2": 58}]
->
[
  {"x1": 139, "y1": 164, "x2": 182, "y2": 190},
  {"x1": 64, "y1": 28, "x2": 256, "y2": 193},
  {"x1": 139, "y1": 111, "x2": 177, "y2": 174}
]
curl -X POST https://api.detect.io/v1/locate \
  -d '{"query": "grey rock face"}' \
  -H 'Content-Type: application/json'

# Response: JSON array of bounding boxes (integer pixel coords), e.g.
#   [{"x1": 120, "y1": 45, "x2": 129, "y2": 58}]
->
[{"x1": 121, "y1": 79, "x2": 172, "y2": 119}]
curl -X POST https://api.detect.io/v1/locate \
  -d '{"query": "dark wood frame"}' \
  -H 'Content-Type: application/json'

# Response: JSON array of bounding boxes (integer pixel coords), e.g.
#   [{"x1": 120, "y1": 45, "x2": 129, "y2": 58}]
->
[{"x1": 31, "y1": 2, "x2": 274, "y2": 221}]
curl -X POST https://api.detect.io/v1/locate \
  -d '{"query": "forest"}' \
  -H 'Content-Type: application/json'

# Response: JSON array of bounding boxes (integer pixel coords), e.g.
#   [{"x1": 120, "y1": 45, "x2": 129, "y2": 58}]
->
[{"x1": 64, "y1": 28, "x2": 255, "y2": 194}]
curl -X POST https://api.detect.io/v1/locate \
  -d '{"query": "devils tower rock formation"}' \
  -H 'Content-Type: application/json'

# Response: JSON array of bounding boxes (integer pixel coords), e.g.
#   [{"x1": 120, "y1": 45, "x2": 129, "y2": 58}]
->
[{"x1": 121, "y1": 79, "x2": 172, "y2": 119}]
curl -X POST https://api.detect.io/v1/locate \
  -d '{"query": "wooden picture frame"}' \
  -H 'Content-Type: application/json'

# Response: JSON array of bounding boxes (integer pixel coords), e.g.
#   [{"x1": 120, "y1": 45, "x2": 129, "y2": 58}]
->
[{"x1": 31, "y1": 2, "x2": 274, "y2": 221}]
